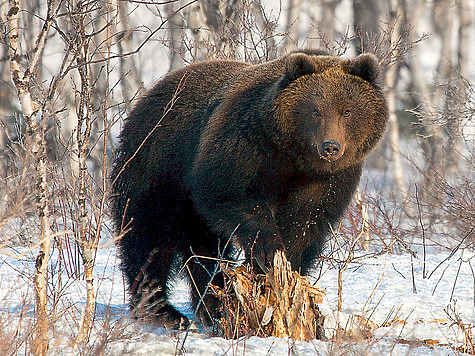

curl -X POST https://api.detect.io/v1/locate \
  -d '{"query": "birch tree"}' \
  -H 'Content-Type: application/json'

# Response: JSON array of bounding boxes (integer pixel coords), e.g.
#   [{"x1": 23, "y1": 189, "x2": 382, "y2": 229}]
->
[
  {"x1": 445, "y1": 0, "x2": 471, "y2": 171},
  {"x1": 306, "y1": 0, "x2": 340, "y2": 49},
  {"x1": 117, "y1": 0, "x2": 144, "y2": 107},
  {"x1": 384, "y1": 0, "x2": 414, "y2": 216},
  {"x1": 166, "y1": 0, "x2": 186, "y2": 71},
  {"x1": 282, "y1": 0, "x2": 302, "y2": 53},
  {"x1": 5, "y1": 0, "x2": 56, "y2": 353},
  {"x1": 353, "y1": 0, "x2": 384, "y2": 54},
  {"x1": 408, "y1": 0, "x2": 457, "y2": 206}
]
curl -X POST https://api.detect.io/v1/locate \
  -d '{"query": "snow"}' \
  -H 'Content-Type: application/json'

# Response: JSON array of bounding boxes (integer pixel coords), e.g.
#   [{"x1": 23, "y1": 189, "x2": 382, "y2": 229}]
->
[
  {"x1": 318, "y1": 248, "x2": 474, "y2": 344},
  {"x1": 1, "y1": 235, "x2": 473, "y2": 355}
]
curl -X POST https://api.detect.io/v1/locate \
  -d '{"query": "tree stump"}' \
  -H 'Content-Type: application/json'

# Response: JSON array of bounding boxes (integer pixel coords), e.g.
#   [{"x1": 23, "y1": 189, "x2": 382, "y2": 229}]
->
[{"x1": 213, "y1": 251, "x2": 326, "y2": 341}]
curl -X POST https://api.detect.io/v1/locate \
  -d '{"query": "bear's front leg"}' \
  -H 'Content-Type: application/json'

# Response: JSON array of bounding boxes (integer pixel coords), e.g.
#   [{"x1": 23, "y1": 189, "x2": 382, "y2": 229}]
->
[
  {"x1": 195, "y1": 197, "x2": 285, "y2": 273},
  {"x1": 235, "y1": 202, "x2": 286, "y2": 273}
]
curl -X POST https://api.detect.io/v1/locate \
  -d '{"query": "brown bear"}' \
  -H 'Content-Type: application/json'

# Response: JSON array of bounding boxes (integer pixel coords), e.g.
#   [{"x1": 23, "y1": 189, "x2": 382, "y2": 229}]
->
[{"x1": 111, "y1": 49, "x2": 388, "y2": 329}]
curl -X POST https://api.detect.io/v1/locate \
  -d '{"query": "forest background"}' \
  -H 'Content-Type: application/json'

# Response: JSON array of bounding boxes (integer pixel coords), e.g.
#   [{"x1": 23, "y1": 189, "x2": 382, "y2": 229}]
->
[{"x1": 0, "y1": 0, "x2": 473, "y2": 354}]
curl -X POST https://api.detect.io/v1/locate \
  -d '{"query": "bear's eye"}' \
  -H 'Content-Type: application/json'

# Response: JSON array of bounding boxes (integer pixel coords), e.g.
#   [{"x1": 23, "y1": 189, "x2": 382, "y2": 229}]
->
[
  {"x1": 343, "y1": 110, "x2": 350, "y2": 118},
  {"x1": 312, "y1": 108, "x2": 322, "y2": 117}
]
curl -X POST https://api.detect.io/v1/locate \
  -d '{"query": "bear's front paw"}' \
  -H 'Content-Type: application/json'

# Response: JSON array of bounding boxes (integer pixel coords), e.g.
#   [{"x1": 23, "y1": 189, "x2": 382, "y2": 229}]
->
[{"x1": 252, "y1": 238, "x2": 285, "y2": 273}]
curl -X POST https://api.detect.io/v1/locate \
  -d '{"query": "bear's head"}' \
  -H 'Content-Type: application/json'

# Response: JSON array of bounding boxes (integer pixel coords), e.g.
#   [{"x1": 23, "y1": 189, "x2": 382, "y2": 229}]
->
[{"x1": 275, "y1": 52, "x2": 388, "y2": 173}]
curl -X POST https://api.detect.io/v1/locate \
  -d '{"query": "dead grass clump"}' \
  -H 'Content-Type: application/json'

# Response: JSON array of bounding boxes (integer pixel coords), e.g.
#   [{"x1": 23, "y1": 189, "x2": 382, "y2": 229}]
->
[{"x1": 214, "y1": 251, "x2": 326, "y2": 341}]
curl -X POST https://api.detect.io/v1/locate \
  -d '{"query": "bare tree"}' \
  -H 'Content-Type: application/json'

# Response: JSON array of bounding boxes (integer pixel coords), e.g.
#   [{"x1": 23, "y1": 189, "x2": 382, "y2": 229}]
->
[
  {"x1": 166, "y1": 0, "x2": 186, "y2": 70},
  {"x1": 3, "y1": 0, "x2": 125, "y2": 351},
  {"x1": 456, "y1": 0, "x2": 471, "y2": 80},
  {"x1": 248, "y1": 0, "x2": 278, "y2": 60},
  {"x1": 384, "y1": 0, "x2": 413, "y2": 215},
  {"x1": 445, "y1": 0, "x2": 471, "y2": 171},
  {"x1": 177, "y1": 0, "x2": 280, "y2": 63},
  {"x1": 69, "y1": 0, "x2": 97, "y2": 347},
  {"x1": 353, "y1": 0, "x2": 384, "y2": 54},
  {"x1": 408, "y1": 0, "x2": 457, "y2": 206},
  {"x1": 5, "y1": 0, "x2": 56, "y2": 353},
  {"x1": 306, "y1": 0, "x2": 340, "y2": 49},
  {"x1": 282, "y1": 0, "x2": 302, "y2": 53},
  {"x1": 186, "y1": 0, "x2": 243, "y2": 60},
  {"x1": 0, "y1": 43, "x2": 16, "y2": 214},
  {"x1": 117, "y1": 0, "x2": 144, "y2": 106}
]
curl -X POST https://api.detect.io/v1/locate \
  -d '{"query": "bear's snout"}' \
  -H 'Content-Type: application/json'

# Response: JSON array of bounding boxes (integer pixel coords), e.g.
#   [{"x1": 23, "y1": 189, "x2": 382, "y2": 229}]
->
[{"x1": 320, "y1": 140, "x2": 343, "y2": 161}]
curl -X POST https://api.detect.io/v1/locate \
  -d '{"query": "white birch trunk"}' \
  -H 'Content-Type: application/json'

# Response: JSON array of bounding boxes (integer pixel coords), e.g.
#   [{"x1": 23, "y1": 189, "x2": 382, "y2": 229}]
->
[{"x1": 6, "y1": 0, "x2": 55, "y2": 354}]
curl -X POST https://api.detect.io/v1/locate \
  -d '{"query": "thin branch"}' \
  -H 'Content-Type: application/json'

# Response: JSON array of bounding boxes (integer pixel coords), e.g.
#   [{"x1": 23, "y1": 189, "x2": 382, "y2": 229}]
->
[{"x1": 415, "y1": 184, "x2": 426, "y2": 278}]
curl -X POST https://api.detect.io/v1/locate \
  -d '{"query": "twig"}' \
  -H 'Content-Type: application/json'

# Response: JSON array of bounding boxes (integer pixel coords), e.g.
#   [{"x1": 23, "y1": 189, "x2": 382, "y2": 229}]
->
[
  {"x1": 0, "y1": 230, "x2": 73, "y2": 259},
  {"x1": 427, "y1": 227, "x2": 473, "y2": 279},
  {"x1": 361, "y1": 257, "x2": 387, "y2": 315},
  {"x1": 432, "y1": 259, "x2": 452, "y2": 296},
  {"x1": 468, "y1": 259, "x2": 475, "y2": 307},
  {"x1": 410, "y1": 253, "x2": 417, "y2": 294},
  {"x1": 415, "y1": 184, "x2": 427, "y2": 278},
  {"x1": 176, "y1": 233, "x2": 236, "y2": 354},
  {"x1": 449, "y1": 252, "x2": 464, "y2": 303},
  {"x1": 391, "y1": 263, "x2": 406, "y2": 279}
]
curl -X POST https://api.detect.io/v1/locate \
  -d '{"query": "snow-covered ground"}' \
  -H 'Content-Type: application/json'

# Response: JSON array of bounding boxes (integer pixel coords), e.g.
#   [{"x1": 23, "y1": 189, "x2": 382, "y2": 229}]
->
[
  {"x1": 1, "y1": 236, "x2": 473, "y2": 355},
  {"x1": 1, "y1": 0, "x2": 474, "y2": 353}
]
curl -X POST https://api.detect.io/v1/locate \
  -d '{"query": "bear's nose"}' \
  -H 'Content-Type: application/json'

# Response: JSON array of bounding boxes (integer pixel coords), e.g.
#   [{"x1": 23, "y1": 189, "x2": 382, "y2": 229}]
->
[{"x1": 322, "y1": 140, "x2": 341, "y2": 157}]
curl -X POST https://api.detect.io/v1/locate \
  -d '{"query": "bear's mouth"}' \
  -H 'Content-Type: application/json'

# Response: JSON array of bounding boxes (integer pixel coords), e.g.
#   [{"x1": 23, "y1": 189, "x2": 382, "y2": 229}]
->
[{"x1": 319, "y1": 155, "x2": 341, "y2": 162}]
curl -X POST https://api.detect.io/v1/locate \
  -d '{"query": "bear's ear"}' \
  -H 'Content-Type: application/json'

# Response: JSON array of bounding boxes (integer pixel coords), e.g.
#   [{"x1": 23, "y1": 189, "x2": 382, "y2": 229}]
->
[
  {"x1": 277, "y1": 54, "x2": 316, "y2": 90},
  {"x1": 285, "y1": 54, "x2": 316, "y2": 81},
  {"x1": 345, "y1": 53, "x2": 380, "y2": 84}
]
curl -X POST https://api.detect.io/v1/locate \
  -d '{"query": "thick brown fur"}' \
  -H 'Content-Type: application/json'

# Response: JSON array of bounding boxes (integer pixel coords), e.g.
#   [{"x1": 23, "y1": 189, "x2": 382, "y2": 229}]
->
[{"x1": 111, "y1": 50, "x2": 388, "y2": 329}]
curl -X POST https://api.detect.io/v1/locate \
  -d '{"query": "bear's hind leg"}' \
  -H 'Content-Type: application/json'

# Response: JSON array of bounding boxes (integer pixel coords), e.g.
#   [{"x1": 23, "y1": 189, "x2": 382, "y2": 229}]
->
[
  {"x1": 129, "y1": 180, "x2": 198, "y2": 329},
  {"x1": 119, "y1": 184, "x2": 190, "y2": 330},
  {"x1": 127, "y1": 243, "x2": 190, "y2": 329}
]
